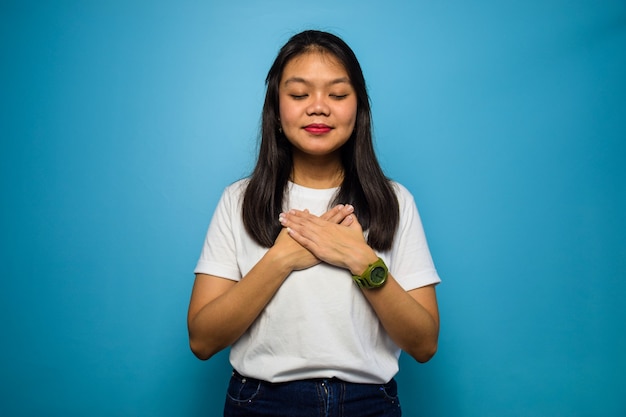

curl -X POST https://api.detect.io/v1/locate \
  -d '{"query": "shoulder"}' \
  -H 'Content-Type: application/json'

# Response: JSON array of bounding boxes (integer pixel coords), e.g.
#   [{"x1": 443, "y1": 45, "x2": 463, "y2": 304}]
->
[
  {"x1": 225, "y1": 178, "x2": 250, "y2": 194},
  {"x1": 211, "y1": 178, "x2": 251, "y2": 215},
  {"x1": 220, "y1": 178, "x2": 250, "y2": 201},
  {"x1": 389, "y1": 180, "x2": 416, "y2": 207}
]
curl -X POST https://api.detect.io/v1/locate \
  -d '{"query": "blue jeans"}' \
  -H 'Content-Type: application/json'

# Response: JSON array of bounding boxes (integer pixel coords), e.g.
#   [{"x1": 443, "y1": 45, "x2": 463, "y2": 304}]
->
[{"x1": 223, "y1": 370, "x2": 402, "y2": 417}]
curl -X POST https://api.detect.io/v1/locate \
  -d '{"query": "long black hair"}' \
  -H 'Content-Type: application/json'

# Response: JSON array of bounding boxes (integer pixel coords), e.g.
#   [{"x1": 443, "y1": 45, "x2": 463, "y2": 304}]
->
[{"x1": 242, "y1": 30, "x2": 399, "y2": 251}]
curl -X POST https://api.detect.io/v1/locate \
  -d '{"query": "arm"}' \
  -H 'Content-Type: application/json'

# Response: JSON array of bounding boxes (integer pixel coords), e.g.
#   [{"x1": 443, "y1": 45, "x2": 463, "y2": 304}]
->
[
  {"x1": 360, "y1": 278, "x2": 439, "y2": 362},
  {"x1": 187, "y1": 237, "x2": 297, "y2": 360},
  {"x1": 279, "y1": 208, "x2": 440, "y2": 362},
  {"x1": 187, "y1": 204, "x2": 356, "y2": 360}
]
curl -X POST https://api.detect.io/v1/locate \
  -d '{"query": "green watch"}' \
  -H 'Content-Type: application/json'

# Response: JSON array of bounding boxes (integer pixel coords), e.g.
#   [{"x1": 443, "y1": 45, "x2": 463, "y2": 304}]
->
[{"x1": 352, "y1": 257, "x2": 388, "y2": 289}]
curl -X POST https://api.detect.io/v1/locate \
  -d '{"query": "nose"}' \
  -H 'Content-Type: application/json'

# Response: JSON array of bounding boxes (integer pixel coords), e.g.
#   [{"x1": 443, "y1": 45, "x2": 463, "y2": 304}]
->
[{"x1": 306, "y1": 93, "x2": 330, "y2": 116}]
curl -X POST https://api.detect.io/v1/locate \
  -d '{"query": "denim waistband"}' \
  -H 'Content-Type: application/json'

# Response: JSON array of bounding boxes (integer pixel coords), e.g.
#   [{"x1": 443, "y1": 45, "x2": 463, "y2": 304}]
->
[{"x1": 225, "y1": 369, "x2": 401, "y2": 417}]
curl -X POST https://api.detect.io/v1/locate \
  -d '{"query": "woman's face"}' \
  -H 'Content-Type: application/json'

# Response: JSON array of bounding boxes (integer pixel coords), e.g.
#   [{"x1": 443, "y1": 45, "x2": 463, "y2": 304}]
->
[{"x1": 278, "y1": 51, "x2": 357, "y2": 159}]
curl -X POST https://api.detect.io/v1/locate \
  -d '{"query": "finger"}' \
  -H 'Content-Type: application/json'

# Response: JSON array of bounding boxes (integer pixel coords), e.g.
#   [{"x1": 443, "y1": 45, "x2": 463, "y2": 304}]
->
[
  {"x1": 286, "y1": 225, "x2": 317, "y2": 251},
  {"x1": 279, "y1": 210, "x2": 309, "y2": 229},
  {"x1": 342, "y1": 213, "x2": 364, "y2": 233},
  {"x1": 281, "y1": 209, "x2": 324, "y2": 230},
  {"x1": 322, "y1": 204, "x2": 354, "y2": 224},
  {"x1": 319, "y1": 204, "x2": 345, "y2": 221}
]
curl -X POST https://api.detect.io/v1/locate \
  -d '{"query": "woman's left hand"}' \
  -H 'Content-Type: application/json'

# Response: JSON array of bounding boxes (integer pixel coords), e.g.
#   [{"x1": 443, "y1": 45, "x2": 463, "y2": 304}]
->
[{"x1": 279, "y1": 205, "x2": 378, "y2": 275}]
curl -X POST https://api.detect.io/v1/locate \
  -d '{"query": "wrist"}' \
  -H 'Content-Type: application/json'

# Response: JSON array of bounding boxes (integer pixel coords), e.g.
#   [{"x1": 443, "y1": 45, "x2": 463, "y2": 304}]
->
[
  {"x1": 349, "y1": 248, "x2": 379, "y2": 276},
  {"x1": 265, "y1": 246, "x2": 296, "y2": 276}
]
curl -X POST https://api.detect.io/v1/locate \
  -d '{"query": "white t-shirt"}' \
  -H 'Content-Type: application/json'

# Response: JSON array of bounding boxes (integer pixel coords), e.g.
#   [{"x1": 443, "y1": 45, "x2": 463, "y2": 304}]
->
[{"x1": 194, "y1": 179, "x2": 440, "y2": 383}]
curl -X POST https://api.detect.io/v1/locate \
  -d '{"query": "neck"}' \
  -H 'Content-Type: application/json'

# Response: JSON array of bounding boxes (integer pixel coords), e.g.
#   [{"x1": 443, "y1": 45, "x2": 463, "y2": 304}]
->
[{"x1": 291, "y1": 151, "x2": 344, "y2": 189}]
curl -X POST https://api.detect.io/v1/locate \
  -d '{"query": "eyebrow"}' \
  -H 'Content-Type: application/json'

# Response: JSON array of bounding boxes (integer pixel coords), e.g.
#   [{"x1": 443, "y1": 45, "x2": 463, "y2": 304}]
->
[{"x1": 283, "y1": 76, "x2": 351, "y2": 86}]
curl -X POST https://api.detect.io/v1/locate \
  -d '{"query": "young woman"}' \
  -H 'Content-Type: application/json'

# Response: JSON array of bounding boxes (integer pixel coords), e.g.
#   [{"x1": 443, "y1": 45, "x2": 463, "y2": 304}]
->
[{"x1": 188, "y1": 30, "x2": 440, "y2": 417}]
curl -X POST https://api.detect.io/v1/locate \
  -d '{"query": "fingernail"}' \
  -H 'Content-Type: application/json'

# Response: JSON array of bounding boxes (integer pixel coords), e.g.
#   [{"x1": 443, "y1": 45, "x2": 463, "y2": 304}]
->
[{"x1": 346, "y1": 204, "x2": 354, "y2": 212}]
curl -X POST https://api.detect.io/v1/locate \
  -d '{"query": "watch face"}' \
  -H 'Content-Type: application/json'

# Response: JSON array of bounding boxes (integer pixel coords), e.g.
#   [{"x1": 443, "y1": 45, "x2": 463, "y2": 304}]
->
[{"x1": 370, "y1": 266, "x2": 387, "y2": 285}]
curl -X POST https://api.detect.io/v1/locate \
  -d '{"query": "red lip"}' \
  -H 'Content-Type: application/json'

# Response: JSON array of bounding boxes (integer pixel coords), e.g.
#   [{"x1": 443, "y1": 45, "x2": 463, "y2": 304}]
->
[{"x1": 304, "y1": 124, "x2": 332, "y2": 134}]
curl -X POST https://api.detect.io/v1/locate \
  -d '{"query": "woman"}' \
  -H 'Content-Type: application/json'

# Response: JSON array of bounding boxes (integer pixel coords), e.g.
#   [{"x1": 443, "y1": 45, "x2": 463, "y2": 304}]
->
[{"x1": 188, "y1": 30, "x2": 440, "y2": 417}]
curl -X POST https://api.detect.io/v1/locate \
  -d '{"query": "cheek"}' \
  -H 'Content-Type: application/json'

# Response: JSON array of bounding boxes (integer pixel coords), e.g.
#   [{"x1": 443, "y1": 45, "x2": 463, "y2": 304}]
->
[
  {"x1": 278, "y1": 101, "x2": 296, "y2": 125},
  {"x1": 339, "y1": 103, "x2": 358, "y2": 130}
]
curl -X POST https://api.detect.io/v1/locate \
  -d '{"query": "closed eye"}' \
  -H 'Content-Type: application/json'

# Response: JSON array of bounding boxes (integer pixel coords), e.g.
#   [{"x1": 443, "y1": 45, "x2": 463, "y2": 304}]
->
[
  {"x1": 330, "y1": 94, "x2": 349, "y2": 100},
  {"x1": 290, "y1": 94, "x2": 308, "y2": 100}
]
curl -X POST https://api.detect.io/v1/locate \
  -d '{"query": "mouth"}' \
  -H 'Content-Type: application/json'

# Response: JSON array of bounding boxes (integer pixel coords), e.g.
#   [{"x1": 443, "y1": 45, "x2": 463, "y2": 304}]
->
[{"x1": 304, "y1": 124, "x2": 333, "y2": 134}]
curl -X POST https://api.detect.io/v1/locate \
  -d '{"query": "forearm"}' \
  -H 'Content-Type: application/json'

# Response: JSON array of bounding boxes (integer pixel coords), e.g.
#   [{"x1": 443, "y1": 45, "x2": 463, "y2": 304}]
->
[
  {"x1": 361, "y1": 276, "x2": 439, "y2": 362},
  {"x1": 280, "y1": 211, "x2": 441, "y2": 362},
  {"x1": 188, "y1": 248, "x2": 293, "y2": 360}
]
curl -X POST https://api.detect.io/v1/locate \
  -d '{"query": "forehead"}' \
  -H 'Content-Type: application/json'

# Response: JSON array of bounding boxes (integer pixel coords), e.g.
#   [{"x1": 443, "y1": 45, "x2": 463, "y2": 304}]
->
[{"x1": 281, "y1": 51, "x2": 350, "y2": 83}]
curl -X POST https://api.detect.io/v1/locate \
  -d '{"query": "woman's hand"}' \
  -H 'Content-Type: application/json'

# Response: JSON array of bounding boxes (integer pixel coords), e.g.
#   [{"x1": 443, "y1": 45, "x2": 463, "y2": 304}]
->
[
  {"x1": 188, "y1": 204, "x2": 358, "y2": 360},
  {"x1": 279, "y1": 204, "x2": 378, "y2": 275},
  {"x1": 272, "y1": 227, "x2": 319, "y2": 271},
  {"x1": 272, "y1": 204, "x2": 359, "y2": 272},
  {"x1": 280, "y1": 205, "x2": 440, "y2": 363}
]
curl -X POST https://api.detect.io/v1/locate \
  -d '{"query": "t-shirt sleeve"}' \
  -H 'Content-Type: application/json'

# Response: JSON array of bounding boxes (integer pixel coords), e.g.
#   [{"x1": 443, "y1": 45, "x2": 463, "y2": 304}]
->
[
  {"x1": 193, "y1": 184, "x2": 243, "y2": 281},
  {"x1": 386, "y1": 183, "x2": 441, "y2": 291}
]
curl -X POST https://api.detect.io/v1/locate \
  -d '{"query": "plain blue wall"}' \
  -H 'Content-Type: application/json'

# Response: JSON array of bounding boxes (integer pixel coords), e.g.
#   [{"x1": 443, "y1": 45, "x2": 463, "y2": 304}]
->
[{"x1": 2, "y1": 1, "x2": 625, "y2": 416}]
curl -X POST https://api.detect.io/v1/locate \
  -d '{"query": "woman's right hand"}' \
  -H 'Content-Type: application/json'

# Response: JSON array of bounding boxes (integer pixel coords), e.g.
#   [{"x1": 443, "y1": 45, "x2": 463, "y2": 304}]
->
[
  {"x1": 272, "y1": 227, "x2": 320, "y2": 271},
  {"x1": 187, "y1": 204, "x2": 355, "y2": 360}
]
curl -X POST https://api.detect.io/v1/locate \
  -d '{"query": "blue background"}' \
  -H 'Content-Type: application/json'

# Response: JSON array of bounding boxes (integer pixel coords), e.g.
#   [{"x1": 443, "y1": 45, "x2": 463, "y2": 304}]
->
[{"x1": 2, "y1": 1, "x2": 625, "y2": 416}]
